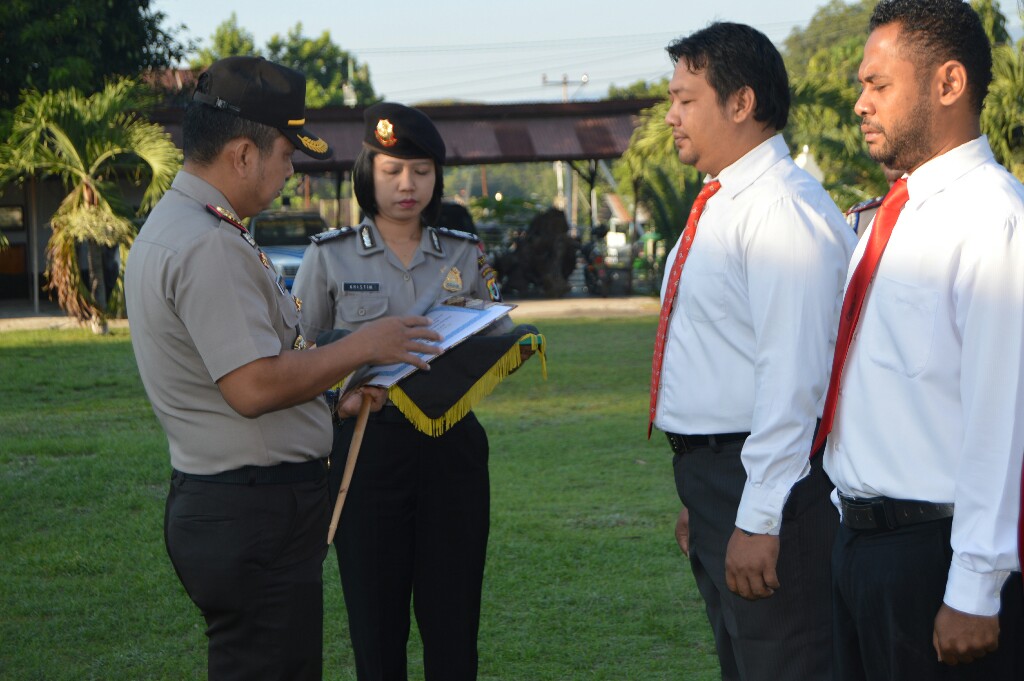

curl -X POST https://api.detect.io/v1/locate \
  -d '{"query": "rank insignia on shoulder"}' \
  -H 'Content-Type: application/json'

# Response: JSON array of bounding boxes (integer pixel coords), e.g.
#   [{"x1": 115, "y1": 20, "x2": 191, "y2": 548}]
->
[
  {"x1": 206, "y1": 203, "x2": 256, "y2": 246},
  {"x1": 845, "y1": 196, "x2": 883, "y2": 216},
  {"x1": 443, "y1": 266, "x2": 463, "y2": 292},
  {"x1": 435, "y1": 227, "x2": 480, "y2": 243},
  {"x1": 206, "y1": 204, "x2": 245, "y2": 230},
  {"x1": 310, "y1": 226, "x2": 355, "y2": 246}
]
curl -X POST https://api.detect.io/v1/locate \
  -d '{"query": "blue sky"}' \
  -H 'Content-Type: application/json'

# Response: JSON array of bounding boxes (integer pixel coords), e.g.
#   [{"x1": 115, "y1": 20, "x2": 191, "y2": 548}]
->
[{"x1": 154, "y1": 0, "x2": 1024, "y2": 104}]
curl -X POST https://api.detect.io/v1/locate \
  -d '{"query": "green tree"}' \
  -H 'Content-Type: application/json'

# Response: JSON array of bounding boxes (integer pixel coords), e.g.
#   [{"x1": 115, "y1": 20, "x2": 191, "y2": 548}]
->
[
  {"x1": 0, "y1": 79, "x2": 180, "y2": 330},
  {"x1": 189, "y1": 12, "x2": 261, "y2": 68},
  {"x1": 614, "y1": 100, "x2": 700, "y2": 254},
  {"x1": 189, "y1": 19, "x2": 377, "y2": 107},
  {"x1": 265, "y1": 23, "x2": 376, "y2": 107},
  {"x1": 976, "y1": 0, "x2": 1024, "y2": 179},
  {"x1": 0, "y1": 0, "x2": 190, "y2": 111},
  {"x1": 607, "y1": 78, "x2": 669, "y2": 100}
]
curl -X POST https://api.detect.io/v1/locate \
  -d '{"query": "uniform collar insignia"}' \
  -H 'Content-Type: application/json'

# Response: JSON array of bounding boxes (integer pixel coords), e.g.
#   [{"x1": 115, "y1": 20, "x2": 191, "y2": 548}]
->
[
  {"x1": 360, "y1": 225, "x2": 376, "y2": 249},
  {"x1": 428, "y1": 227, "x2": 443, "y2": 254}
]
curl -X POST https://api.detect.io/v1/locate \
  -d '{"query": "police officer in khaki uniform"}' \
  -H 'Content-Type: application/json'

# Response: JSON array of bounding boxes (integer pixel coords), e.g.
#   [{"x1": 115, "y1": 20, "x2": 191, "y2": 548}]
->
[
  {"x1": 125, "y1": 59, "x2": 439, "y2": 681},
  {"x1": 292, "y1": 103, "x2": 509, "y2": 681}
]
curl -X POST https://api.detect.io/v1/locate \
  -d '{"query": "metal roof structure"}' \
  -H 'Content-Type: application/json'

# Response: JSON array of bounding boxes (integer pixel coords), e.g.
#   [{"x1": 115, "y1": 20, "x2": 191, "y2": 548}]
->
[{"x1": 150, "y1": 98, "x2": 660, "y2": 172}]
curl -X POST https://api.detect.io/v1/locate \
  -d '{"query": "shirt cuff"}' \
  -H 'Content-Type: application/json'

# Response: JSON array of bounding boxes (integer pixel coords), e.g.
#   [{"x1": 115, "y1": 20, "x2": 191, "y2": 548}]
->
[
  {"x1": 943, "y1": 562, "x2": 1010, "y2": 617},
  {"x1": 735, "y1": 481, "x2": 789, "y2": 536}
]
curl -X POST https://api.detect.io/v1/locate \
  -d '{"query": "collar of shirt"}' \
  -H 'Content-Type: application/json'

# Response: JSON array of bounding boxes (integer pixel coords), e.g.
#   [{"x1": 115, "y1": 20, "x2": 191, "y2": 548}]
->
[
  {"x1": 904, "y1": 135, "x2": 992, "y2": 209},
  {"x1": 173, "y1": 170, "x2": 237, "y2": 219},
  {"x1": 713, "y1": 134, "x2": 792, "y2": 200}
]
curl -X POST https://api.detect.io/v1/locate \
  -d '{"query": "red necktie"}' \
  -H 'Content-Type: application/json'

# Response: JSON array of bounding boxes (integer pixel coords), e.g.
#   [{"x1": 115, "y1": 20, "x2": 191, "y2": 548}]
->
[
  {"x1": 811, "y1": 178, "x2": 910, "y2": 455},
  {"x1": 648, "y1": 180, "x2": 722, "y2": 438}
]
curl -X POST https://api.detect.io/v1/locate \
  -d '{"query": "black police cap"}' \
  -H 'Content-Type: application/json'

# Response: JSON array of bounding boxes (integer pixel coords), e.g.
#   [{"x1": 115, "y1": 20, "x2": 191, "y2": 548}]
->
[
  {"x1": 363, "y1": 102, "x2": 445, "y2": 164},
  {"x1": 193, "y1": 56, "x2": 332, "y2": 160}
]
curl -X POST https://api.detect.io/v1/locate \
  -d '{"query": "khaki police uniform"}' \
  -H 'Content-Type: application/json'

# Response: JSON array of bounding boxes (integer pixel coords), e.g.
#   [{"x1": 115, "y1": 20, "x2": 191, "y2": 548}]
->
[
  {"x1": 292, "y1": 215, "x2": 504, "y2": 681},
  {"x1": 295, "y1": 217, "x2": 503, "y2": 339},
  {"x1": 126, "y1": 171, "x2": 331, "y2": 680}
]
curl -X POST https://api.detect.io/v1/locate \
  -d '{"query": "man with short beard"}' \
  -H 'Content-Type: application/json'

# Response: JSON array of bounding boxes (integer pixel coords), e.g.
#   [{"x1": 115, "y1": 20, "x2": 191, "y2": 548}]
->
[{"x1": 813, "y1": 1, "x2": 1024, "y2": 678}]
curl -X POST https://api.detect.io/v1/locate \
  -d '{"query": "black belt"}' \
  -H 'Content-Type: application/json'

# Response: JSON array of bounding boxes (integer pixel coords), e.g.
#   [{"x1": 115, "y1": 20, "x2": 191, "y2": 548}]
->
[
  {"x1": 173, "y1": 459, "x2": 327, "y2": 485},
  {"x1": 666, "y1": 431, "x2": 750, "y2": 455},
  {"x1": 840, "y1": 494, "x2": 954, "y2": 531}
]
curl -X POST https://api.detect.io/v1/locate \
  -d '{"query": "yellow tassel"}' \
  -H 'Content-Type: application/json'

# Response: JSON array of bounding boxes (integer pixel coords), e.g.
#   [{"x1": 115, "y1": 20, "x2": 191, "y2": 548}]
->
[{"x1": 388, "y1": 333, "x2": 546, "y2": 437}]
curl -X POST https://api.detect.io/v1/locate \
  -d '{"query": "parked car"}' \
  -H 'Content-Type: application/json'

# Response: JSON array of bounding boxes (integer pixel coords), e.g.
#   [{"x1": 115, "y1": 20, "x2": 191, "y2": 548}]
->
[{"x1": 247, "y1": 210, "x2": 328, "y2": 289}]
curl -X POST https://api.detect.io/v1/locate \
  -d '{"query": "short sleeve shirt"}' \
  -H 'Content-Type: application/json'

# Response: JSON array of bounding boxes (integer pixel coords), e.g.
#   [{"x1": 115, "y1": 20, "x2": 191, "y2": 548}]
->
[
  {"x1": 292, "y1": 217, "x2": 506, "y2": 340},
  {"x1": 125, "y1": 171, "x2": 331, "y2": 474}
]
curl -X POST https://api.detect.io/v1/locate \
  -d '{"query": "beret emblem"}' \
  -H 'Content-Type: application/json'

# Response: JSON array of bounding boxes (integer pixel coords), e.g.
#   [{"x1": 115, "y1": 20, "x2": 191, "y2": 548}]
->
[{"x1": 375, "y1": 118, "x2": 398, "y2": 147}]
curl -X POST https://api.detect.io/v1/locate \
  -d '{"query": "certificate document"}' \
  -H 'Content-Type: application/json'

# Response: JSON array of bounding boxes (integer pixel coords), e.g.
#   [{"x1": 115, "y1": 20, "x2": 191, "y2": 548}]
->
[{"x1": 365, "y1": 297, "x2": 515, "y2": 388}]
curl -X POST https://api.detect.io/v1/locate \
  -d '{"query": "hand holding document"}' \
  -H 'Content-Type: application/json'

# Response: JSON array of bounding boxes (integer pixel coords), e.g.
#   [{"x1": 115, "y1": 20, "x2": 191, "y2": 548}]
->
[{"x1": 366, "y1": 296, "x2": 515, "y2": 388}]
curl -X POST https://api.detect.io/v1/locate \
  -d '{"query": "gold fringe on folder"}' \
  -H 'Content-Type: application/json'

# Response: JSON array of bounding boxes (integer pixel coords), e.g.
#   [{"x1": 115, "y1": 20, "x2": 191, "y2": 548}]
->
[{"x1": 388, "y1": 333, "x2": 546, "y2": 437}]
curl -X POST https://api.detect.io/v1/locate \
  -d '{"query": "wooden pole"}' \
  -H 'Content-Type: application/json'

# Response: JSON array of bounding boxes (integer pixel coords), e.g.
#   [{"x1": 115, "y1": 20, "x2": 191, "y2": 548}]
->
[{"x1": 326, "y1": 392, "x2": 372, "y2": 545}]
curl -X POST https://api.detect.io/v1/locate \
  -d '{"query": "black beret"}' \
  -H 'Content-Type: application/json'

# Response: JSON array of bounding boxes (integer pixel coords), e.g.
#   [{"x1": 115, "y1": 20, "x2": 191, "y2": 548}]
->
[
  {"x1": 363, "y1": 102, "x2": 445, "y2": 164},
  {"x1": 193, "y1": 56, "x2": 332, "y2": 160}
]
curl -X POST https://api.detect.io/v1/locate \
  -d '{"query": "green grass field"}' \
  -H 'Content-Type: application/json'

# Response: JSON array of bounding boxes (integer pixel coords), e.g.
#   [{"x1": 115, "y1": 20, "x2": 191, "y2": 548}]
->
[{"x1": 0, "y1": 316, "x2": 719, "y2": 680}]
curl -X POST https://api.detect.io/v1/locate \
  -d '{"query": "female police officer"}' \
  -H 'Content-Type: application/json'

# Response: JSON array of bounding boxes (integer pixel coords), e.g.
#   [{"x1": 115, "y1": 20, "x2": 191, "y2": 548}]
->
[{"x1": 292, "y1": 102, "x2": 509, "y2": 681}]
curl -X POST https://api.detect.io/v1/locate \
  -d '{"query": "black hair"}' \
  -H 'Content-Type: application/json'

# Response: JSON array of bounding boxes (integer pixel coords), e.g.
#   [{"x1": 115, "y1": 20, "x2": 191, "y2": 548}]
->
[
  {"x1": 666, "y1": 22, "x2": 789, "y2": 131},
  {"x1": 351, "y1": 147, "x2": 445, "y2": 225},
  {"x1": 870, "y1": 0, "x2": 992, "y2": 113},
  {"x1": 182, "y1": 100, "x2": 278, "y2": 165}
]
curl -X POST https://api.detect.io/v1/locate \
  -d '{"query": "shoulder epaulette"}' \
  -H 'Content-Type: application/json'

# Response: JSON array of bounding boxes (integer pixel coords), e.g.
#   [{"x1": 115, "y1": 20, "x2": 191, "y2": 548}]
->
[
  {"x1": 206, "y1": 203, "x2": 245, "y2": 230},
  {"x1": 845, "y1": 196, "x2": 883, "y2": 216},
  {"x1": 206, "y1": 203, "x2": 257, "y2": 248},
  {"x1": 435, "y1": 227, "x2": 480, "y2": 243},
  {"x1": 310, "y1": 226, "x2": 356, "y2": 245}
]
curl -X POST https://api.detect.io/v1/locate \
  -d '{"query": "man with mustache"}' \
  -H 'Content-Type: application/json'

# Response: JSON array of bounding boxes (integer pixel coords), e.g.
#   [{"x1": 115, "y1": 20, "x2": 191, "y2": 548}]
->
[
  {"x1": 816, "y1": 1, "x2": 1024, "y2": 678},
  {"x1": 125, "y1": 56, "x2": 438, "y2": 680},
  {"x1": 650, "y1": 22, "x2": 855, "y2": 680}
]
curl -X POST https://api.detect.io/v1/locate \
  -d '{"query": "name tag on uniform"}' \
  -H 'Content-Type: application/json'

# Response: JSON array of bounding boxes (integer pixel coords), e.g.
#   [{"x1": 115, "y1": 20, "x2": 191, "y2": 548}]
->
[{"x1": 343, "y1": 282, "x2": 381, "y2": 292}]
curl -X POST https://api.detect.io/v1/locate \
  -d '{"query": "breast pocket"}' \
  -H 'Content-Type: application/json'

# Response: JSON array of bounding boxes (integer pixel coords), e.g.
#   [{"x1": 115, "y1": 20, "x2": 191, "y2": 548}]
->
[
  {"x1": 864, "y1": 277, "x2": 938, "y2": 377},
  {"x1": 337, "y1": 293, "x2": 389, "y2": 325},
  {"x1": 680, "y1": 249, "x2": 727, "y2": 323}
]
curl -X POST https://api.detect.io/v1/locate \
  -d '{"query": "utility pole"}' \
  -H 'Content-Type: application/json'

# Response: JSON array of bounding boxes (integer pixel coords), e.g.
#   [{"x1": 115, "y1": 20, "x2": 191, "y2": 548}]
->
[{"x1": 542, "y1": 73, "x2": 587, "y2": 231}]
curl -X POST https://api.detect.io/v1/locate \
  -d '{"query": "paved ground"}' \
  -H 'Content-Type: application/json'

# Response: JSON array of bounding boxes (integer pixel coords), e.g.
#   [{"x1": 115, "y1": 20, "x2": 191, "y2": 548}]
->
[{"x1": 0, "y1": 294, "x2": 660, "y2": 332}]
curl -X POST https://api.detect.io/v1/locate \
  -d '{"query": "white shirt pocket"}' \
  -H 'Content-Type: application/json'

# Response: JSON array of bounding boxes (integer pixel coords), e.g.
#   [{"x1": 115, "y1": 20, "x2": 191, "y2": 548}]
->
[
  {"x1": 680, "y1": 249, "x2": 727, "y2": 323},
  {"x1": 865, "y1": 277, "x2": 939, "y2": 377}
]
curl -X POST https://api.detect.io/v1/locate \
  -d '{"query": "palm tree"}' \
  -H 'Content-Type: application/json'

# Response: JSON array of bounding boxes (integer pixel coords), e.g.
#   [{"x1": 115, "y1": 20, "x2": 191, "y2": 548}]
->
[
  {"x1": 0, "y1": 78, "x2": 180, "y2": 331},
  {"x1": 615, "y1": 101, "x2": 700, "y2": 269}
]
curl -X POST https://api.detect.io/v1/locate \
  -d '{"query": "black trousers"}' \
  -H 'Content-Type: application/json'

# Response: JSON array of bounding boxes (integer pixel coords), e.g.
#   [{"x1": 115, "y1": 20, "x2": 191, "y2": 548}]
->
[
  {"x1": 673, "y1": 442, "x2": 836, "y2": 681},
  {"x1": 164, "y1": 471, "x2": 330, "y2": 681},
  {"x1": 331, "y1": 409, "x2": 490, "y2": 681},
  {"x1": 833, "y1": 517, "x2": 1024, "y2": 680}
]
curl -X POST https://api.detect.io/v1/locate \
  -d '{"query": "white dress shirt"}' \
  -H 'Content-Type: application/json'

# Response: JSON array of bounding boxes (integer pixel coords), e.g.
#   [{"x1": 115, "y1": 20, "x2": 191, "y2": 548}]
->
[
  {"x1": 654, "y1": 134, "x2": 856, "y2": 534},
  {"x1": 824, "y1": 136, "x2": 1024, "y2": 616}
]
